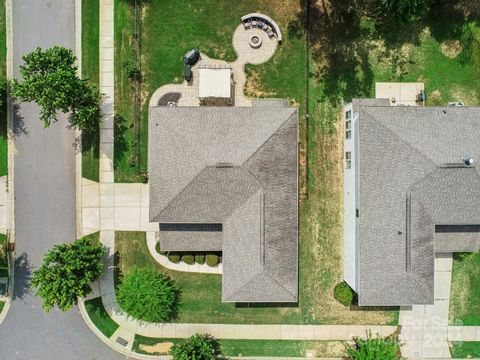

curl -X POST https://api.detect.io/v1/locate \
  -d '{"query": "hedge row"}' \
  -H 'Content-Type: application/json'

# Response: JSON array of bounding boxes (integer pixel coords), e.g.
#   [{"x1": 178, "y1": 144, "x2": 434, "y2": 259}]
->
[{"x1": 165, "y1": 252, "x2": 221, "y2": 267}]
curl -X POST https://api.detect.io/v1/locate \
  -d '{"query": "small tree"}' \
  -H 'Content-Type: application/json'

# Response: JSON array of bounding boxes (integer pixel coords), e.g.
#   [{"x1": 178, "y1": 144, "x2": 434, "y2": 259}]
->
[
  {"x1": 31, "y1": 237, "x2": 105, "y2": 312},
  {"x1": 345, "y1": 331, "x2": 402, "y2": 359},
  {"x1": 11, "y1": 46, "x2": 101, "y2": 131},
  {"x1": 169, "y1": 333, "x2": 222, "y2": 360},
  {"x1": 116, "y1": 268, "x2": 176, "y2": 322}
]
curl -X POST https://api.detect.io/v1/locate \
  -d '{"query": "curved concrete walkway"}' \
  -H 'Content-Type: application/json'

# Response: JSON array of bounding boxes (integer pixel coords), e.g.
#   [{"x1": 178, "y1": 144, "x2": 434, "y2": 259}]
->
[{"x1": 146, "y1": 231, "x2": 222, "y2": 274}]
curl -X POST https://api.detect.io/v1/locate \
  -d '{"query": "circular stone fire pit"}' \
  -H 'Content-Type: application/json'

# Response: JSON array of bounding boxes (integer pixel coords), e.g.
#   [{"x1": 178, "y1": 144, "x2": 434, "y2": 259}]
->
[{"x1": 249, "y1": 35, "x2": 262, "y2": 49}]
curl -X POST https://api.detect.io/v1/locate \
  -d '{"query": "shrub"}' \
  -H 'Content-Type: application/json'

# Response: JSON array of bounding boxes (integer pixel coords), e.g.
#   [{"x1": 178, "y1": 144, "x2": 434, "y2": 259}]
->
[
  {"x1": 345, "y1": 331, "x2": 401, "y2": 359},
  {"x1": 170, "y1": 333, "x2": 222, "y2": 360},
  {"x1": 168, "y1": 253, "x2": 181, "y2": 264},
  {"x1": 195, "y1": 254, "x2": 205, "y2": 265},
  {"x1": 155, "y1": 241, "x2": 161, "y2": 254},
  {"x1": 123, "y1": 57, "x2": 141, "y2": 80},
  {"x1": 205, "y1": 254, "x2": 219, "y2": 267},
  {"x1": 334, "y1": 281, "x2": 354, "y2": 306},
  {"x1": 117, "y1": 268, "x2": 176, "y2": 322},
  {"x1": 182, "y1": 254, "x2": 194, "y2": 265}
]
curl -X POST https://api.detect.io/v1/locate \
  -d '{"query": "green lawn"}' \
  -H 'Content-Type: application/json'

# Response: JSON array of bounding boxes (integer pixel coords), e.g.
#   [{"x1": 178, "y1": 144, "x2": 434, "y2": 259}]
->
[
  {"x1": 114, "y1": 0, "x2": 309, "y2": 185},
  {"x1": 449, "y1": 252, "x2": 480, "y2": 325},
  {"x1": 450, "y1": 342, "x2": 480, "y2": 358},
  {"x1": 132, "y1": 335, "x2": 345, "y2": 357},
  {"x1": 0, "y1": 0, "x2": 7, "y2": 177},
  {"x1": 84, "y1": 297, "x2": 119, "y2": 338},
  {"x1": 0, "y1": 301, "x2": 4, "y2": 313},
  {"x1": 81, "y1": 0, "x2": 100, "y2": 182},
  {"x1": 115, "y1": 231, "x2": 396, "y2": 325},
  {"x1": 113, "y1": 0, "x2": 139, "y2": 182},
  {"x1": 112, "y1": 1, "x2": 480, "y2": 326}
]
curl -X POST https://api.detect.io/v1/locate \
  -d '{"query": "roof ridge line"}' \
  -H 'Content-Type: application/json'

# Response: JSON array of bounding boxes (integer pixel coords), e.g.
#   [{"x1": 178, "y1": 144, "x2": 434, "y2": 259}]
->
[
  {"x1": 224, "y1": 269, "x2": 296, "y2": 302},
  {"x1": 242, "y1": 109, "x2": 298, "y2": 167},
  {"x1": 153, "y1": 166, "x2": 209, "y2": 221},
  {"x1": 263, "y1": 269, "x2": 297, "y2": 299},
  {"x1": 361, "y1": 107, "x2": 438, "y2": 166}
]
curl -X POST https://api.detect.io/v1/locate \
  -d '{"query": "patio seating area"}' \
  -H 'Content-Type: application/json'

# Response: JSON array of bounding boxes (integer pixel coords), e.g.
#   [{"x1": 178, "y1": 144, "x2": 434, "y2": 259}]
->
[
  {"x1": 148, "y1": 17, "x2": 280, "y2": 109},
  {"x1": 241, "y1": 13, "x2": 282, "y2": 42}
]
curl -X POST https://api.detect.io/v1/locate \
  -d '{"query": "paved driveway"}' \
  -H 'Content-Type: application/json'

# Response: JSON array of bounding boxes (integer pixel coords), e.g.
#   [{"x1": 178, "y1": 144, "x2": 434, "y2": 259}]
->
[{"x1": 0, "y1": 1, "x2": 124, "y2": 359}]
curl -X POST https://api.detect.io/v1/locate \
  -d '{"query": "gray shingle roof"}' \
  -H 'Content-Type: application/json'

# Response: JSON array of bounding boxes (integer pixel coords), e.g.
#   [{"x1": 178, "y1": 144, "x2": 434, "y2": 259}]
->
[
  {"x1": 149, "y1": 106, "x2": 298, "y2": 303},
  {"x1": 356, "y1": 104, "x2": 480, "y2": 306}
]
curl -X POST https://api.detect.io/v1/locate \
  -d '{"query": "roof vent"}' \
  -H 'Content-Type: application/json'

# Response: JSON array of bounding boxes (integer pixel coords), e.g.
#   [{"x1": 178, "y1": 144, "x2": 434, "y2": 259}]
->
[
  {"x1": 215, "y1": 162, "x2": 233, "y2": 168},
  {"x1": 464, "y1": 157, "x2": 474, "y2": 166}
]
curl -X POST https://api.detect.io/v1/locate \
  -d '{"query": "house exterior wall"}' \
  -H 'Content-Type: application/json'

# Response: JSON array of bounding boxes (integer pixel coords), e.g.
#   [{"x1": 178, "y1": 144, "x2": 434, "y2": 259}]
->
[{"x1": 343, "y1": 103, "x2": 359, "y2": 293}]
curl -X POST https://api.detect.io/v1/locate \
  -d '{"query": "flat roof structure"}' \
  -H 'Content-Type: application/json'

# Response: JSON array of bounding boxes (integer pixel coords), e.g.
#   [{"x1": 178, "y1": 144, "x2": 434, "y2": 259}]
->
[
  {"x1": 375, "y1": 82, "x2": 424, "y2": 106},
  {"x1": 149, "y1": 105, "x2": 299, "y2": 303},
  {"x1": 199, "y1": 68, "x2": 231, "y2": 99}
]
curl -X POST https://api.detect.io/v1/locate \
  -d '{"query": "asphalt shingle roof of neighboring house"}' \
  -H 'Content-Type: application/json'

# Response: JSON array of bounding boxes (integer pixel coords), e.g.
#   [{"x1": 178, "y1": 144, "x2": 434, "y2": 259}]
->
[
  {"x1": 149, "y1": 106, "x2": 298, "y2": 303},
  {"x1": 355, "y1": 103, "x2": 480, "y2": 306}
]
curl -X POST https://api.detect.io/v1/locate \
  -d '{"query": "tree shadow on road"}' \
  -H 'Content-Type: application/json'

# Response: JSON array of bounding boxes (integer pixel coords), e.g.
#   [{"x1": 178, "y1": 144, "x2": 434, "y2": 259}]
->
[
  {"x1": 12, "y1": 102, "x2": 28, "y2": 138},
  {"x1": 12, "y1": 252, "x2": 32, "y2": 301}
]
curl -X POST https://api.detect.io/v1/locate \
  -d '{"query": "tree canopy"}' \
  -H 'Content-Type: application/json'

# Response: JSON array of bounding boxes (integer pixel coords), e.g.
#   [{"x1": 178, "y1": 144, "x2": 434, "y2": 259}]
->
[
  {"x1": 31, "y1": 237, "x2": 105, "y2": 312},
  {"x1": 169, "y1": 334, "x2": 222, "y2": 360},
  {"x1": 345, "y1": 332, "x2": 402, "y2": 359},
  {"x1": 11, "y1": 46, "x2": 101, "y2": 131},
  {"x1": 116, "y1": 268, "x2": 177, "y2": 322}
]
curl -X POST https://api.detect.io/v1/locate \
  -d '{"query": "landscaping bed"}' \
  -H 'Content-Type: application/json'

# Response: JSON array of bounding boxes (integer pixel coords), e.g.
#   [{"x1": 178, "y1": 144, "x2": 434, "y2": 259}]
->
[
  {"x1": 81, "y1": 0, "x2": 100, "y2": 182},
  {"x1": 84, "y1": 297, "x2": 119, "y2": 338},
  {"x1": 449, "y1": 252, "x2": 480, "y2": 325}
]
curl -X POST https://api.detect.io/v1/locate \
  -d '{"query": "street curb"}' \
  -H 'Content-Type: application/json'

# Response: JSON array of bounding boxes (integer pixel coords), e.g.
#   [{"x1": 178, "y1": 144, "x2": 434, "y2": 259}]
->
[
  {"x1": 0, "y1": 0, "x2": 15, "y2": 326},
  {"x1": 78, "y1": 299, "x2": 168, "y2": 360},
  {"x1": 75, "y1": 0, "x2": 83, "y2": 240}
]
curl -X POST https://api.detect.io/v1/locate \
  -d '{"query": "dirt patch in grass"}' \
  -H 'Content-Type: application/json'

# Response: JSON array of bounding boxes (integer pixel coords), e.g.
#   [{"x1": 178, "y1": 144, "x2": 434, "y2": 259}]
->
[
  {"x1": 245, "y1": 71, "x2": 277, "y2": 98},
  {"x1": 139, "y1": 342, "x2": 173, "y2": 354},
  {"x1": 429, "y1": 89, "x2": 443, "y2": 105},
  {"x1": 450, "y1": 84, "x2": 478, "y2": 105},
  {"x1": 441, "y1": 39, "x2": 463, "y2": 59}
]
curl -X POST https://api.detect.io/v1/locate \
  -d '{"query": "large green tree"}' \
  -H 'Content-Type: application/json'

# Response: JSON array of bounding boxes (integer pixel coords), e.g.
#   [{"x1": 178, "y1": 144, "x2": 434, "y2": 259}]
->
[
  {"x1": 353, "y1": 0, "x2": 430, "y2": 23},
  {"x1": 31, "y1": 237, "x2": 105, "y2": 312},
  {"x1": 169, "y1": 334, "x2": 222, "y2": 360},
  {"x1": 116, "y1": 268, "x2": 177, "y2": 322},
  {"x1": 11, "y1": 46, "x2": 101, "y2": 131}
]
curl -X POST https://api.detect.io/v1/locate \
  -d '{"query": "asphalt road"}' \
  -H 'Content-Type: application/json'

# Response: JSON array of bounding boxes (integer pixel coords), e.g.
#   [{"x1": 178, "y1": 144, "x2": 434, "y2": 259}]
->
[{"x1": 0, "y1": 1, "x2": 124, "y2": 359}]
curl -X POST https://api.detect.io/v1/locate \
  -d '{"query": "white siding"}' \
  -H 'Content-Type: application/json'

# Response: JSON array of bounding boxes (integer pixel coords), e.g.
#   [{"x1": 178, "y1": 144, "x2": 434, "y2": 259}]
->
[{"x1": 343, "y1": 104, "x2": 359, "y2": 292}]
